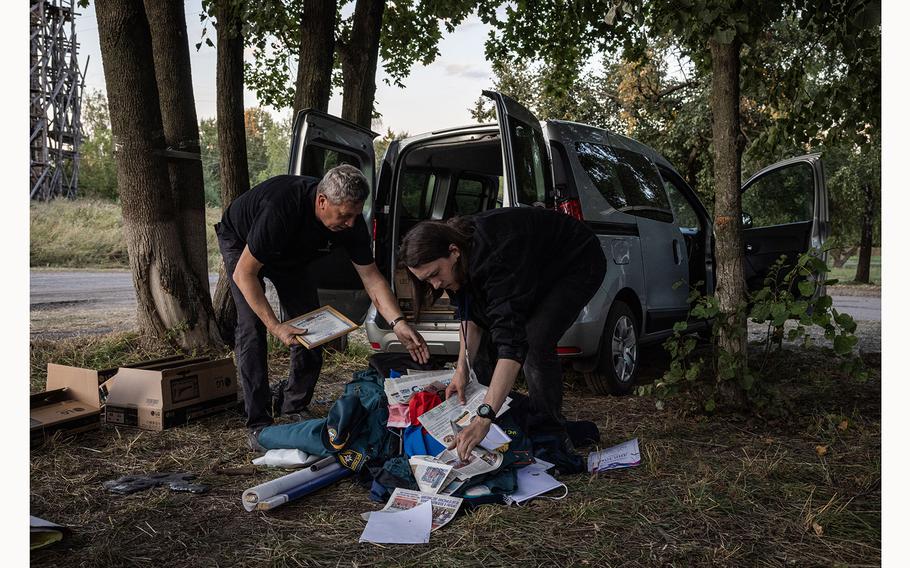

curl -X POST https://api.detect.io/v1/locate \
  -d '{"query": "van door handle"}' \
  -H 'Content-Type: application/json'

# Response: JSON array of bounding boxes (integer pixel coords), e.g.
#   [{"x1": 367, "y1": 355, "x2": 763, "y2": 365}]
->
[{"x1": 672, "y1": 239, "x2": 680, "y2": 264}]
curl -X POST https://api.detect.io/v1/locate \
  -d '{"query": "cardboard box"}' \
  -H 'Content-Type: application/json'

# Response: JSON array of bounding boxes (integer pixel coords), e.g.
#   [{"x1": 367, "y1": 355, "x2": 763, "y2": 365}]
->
[
  {"x1": 30, "y1": 364, "x2": 106, "y2": 445},
  {"x1": 102, "y1": 357, "x2": 238, "y2": 431}
]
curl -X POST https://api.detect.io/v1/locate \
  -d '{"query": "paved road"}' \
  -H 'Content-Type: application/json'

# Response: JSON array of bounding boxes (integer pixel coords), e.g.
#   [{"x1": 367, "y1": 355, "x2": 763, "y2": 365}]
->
[{"x1": 29, "y1": 269, "x2": 882, "y2": 322}]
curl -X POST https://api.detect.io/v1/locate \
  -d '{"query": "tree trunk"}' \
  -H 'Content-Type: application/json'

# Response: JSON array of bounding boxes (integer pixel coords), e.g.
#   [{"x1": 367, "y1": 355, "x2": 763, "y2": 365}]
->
[
  {"x1": 96, "y1": 0, "x2": 217, "y2": 349},
  {"x1": 831, "y1": 245, "x2": 858, "y2": 269},
  {"x1": 709, "y1": 38, "x2": 748, "y2": 394},
  {"x1": 212, "y1": 0, "x2": 252, "y2": 347},
  {"x1": 854, "y1": 183, "x2": 875, "y2": 283},
  {"x1": 292, "y1": 0, "x2": 338, "y2": 117},
  {"x1": 338, "y1": 0, "x2": 385, "y2": 128},
  {"x1": 144, "y1": 0, "x2": 220, "y2": 347}
]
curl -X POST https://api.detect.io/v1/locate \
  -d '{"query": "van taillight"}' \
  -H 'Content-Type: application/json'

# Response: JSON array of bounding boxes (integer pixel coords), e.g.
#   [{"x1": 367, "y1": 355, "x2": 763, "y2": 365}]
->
[{"x1": 557, "y1": 198, "x2": 584, "y2": 220}]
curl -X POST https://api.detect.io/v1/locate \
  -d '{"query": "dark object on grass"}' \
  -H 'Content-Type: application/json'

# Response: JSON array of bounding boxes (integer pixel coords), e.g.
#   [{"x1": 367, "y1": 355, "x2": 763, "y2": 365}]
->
[
  {"x1": 566, "y1": 420, "x2": 600, "y2": 449},
  {"x1": 368, "y1": 352, "x2": 442, "y2": 378},
  {"x1": 103, "y1": 472, "x2": 209, "y2": 495}
]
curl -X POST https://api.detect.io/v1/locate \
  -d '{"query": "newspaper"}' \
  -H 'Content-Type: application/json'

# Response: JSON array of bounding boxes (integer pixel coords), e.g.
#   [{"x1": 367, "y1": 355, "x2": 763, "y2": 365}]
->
[
  {"x1": 408, "y1": 455, "x2": 454, "y2": 494},
  {"x1": 416, "y1": 380, "x2": 511, "y2": 447},
  {"x1": 435, "y1": 446, "x2": 503, "y2": 481},
  {"x1": 382, "y1": 488, "x2": 463, "y2": 531},
  {"x1": 587, "y1": 438, "x2": 642, "y2": 473},
  {"x1": 384, "y1": 370, "x2": 455, "y2": 405}
]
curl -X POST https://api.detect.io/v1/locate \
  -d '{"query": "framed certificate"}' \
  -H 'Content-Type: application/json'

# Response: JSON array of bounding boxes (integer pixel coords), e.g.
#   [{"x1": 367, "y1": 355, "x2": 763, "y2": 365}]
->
[{"x1": 283, "y1": 305, "x2": 360, "y2": 349}]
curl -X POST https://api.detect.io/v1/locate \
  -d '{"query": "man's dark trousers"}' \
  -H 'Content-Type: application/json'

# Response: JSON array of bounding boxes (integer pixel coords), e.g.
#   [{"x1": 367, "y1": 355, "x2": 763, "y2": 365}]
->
[{"x1": 216, "y1": 224, "x2": 322, "y2": 429}]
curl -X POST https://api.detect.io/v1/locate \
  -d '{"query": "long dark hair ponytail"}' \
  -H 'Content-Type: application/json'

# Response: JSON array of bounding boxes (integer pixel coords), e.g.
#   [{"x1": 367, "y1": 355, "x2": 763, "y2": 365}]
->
[{"x1": 398, "y1": 216, "x2": 475, "y2": 316}]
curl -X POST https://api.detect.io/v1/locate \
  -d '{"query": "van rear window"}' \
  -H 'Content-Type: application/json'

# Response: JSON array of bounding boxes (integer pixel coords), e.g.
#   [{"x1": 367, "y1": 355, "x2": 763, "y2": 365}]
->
[{"x1": 575, "y1": 141, "x2": 673, "y2": 223}]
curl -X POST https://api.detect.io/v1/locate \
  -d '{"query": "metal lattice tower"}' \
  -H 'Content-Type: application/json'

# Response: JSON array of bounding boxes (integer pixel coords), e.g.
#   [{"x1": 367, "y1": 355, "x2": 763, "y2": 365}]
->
[{"x1": 30, "y1": 0, "x2": 85, "y2": 200}]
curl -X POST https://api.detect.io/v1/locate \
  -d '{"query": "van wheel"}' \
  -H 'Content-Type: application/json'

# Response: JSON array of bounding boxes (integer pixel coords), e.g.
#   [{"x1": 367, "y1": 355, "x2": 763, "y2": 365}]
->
[{"x1": 584, "y1": 301, "x2": 639, "y2": 396}]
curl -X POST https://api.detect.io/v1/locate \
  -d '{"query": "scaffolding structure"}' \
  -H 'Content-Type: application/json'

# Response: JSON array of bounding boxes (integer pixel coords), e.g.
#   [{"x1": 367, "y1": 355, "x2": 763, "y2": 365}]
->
[{"x1": 30, "y1": 0, "x2": 85, "y2": 200}]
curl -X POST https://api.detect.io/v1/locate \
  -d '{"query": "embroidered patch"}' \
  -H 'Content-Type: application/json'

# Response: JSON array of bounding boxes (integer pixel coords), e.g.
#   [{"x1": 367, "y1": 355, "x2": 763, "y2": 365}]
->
[{"x1": 338, "y1": 449, "x2": 363, "y2": 471}]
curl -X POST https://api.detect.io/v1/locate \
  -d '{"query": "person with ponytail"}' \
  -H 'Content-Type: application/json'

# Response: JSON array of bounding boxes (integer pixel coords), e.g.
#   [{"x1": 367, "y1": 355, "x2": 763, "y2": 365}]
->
[{"x1": 398, "y1": 208, "x2": 606, "y2": 461}]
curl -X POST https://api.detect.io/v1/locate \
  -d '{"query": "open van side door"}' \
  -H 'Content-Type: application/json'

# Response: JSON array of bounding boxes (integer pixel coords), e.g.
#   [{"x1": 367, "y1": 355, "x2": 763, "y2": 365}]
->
[
  {"x1": 482, "y1": 90, "x2": 555, "y2": 208},
  {"x1": 740, "y1": 154, "x2": 829, "y2": 291},
  {"x1": 287, "y1": 109, "x2": 379, "y2": 321}
]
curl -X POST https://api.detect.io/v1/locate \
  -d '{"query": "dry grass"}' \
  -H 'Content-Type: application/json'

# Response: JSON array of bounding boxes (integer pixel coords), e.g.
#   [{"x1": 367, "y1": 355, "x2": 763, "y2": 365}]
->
[
  {"x1": 30, "y1": 334, "x2": 880, "y2": 567},
  {"x1": 30, "y1": 200, "x2": 223, "y2": 272}
]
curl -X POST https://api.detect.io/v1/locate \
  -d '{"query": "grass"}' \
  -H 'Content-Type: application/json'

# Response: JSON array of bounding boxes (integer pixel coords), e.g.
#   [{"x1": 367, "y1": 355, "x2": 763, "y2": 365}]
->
[
  {"x1": 828, "y1": 255, "x2": 881, "y2": 286},
  {"x1": 30, "y1": 332, "x2": 881, "y2": 566},
  {"x1": 30, "y1": 199, "x2": 223, "y2": 273}
]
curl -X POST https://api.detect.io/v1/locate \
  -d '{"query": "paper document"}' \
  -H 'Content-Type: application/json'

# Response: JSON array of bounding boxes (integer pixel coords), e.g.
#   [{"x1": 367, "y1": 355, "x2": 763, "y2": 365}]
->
[
  {"x1": 251, "y1": 449, "x2": 320, "y2": 468},
  {"x1": 479, "y1": 423, "x2": 512, "y2": 452},
  {"x1": 359, "y1": 500, "x2": 432, "y2": 544},
  {"x1": 384, "y1": 370, "x2": 455, "y2": 405},
  {"x1": 506, "y1": 460, "x2": 567, "y2": 505},
  {"x1": 381, "y1": 488, "x2": 463, "y2": 531},
  {"x1": 409, "y1": 455, "x2": 455, "y2": 494},
  {"x1": 417, "y1": 380, "x2": 511, "y2": 447},
  {"x1": 435, "y1": 446, "x2": 503, "y2": 481},
  {"x1": 587, "y1": 438, "x2": 642, "y2": 473}
]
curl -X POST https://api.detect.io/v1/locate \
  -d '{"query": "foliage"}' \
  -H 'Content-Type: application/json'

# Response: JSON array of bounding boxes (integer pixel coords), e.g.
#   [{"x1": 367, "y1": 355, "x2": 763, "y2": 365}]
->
[
  {"x1": 204, "y1": 0, "x2": 476, "y2": 111},
  {"x1": 372, "y1": 127, "x2": 408, "y2": 168},
  {"x1": 78, "y1": 90, "x2": 119, "y2": 200},
  {"x1": 198, "y1": 108, "x2": 292, "y2": 206},
  {"x1": 640, "y1": 248, "x2": 865, "y2": 413}
]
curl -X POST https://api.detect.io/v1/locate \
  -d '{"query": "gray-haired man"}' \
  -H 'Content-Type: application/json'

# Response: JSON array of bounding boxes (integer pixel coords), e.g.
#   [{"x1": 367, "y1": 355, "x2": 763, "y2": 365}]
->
[{"x1": 215, "y1": 165, "x2": 429, "y2": 436}]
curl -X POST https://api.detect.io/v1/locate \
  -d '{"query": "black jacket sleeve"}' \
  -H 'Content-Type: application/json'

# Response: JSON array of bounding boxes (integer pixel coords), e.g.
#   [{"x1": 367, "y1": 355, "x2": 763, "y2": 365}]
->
[{"x1": 478, "y1": 251, "x2": 537, "y2": 363}]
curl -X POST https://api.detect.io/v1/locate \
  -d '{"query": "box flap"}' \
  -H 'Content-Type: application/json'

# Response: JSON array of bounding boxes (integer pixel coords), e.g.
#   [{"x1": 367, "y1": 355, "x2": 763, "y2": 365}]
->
[
  {"x1": 46, "y1": 364, "x2": 101, "y2": 409},
  {"x1": 30, "y1": 400, "x2": 100, "y2": 429},
  {"x1": 102, "y1": 368, "x2": 165, "y2": 409}
]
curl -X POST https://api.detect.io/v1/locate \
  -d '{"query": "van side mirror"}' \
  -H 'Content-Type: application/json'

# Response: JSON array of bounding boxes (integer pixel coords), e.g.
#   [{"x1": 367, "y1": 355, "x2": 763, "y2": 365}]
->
[{"x1": 742, "y1": 211, "x2": 753, "y2": 229}]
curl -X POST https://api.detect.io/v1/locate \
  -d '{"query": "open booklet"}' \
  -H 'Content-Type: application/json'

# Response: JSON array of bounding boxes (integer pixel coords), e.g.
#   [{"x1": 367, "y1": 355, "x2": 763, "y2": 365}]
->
[
  {"x1": 416, "y1": 380, "x2": 511, "y2": 448},
  {"x1": 384, "y1": 370, "x2": 455, "y2": 405}
]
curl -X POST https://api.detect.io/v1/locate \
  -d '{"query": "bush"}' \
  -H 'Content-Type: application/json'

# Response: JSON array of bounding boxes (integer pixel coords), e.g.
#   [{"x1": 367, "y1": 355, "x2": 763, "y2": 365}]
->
[{"x1": 639, "y1": 248, "x2": 865, "y2": 413}]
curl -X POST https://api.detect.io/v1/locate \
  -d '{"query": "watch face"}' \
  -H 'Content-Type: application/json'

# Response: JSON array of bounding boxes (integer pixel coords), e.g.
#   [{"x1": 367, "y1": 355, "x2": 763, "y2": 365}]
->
[{"x1": 478, "y1": 404, "x2": 494, "y2": 419}]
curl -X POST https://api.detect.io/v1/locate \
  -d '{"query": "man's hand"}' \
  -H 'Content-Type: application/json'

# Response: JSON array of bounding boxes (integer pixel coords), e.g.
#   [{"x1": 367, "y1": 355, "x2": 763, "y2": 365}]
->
[
  {"x1": 448, "y1": 417, "x2": 491, "y2": 462},
  {"x1": 270, "y1": 323, "x2": 306, "y2": 347},
  {"x1": 445, "y1": 367, "x2": 468, "y2": 405},
  {"x1": 394, "y1": 321, "x2": 429, "y2": 364}
]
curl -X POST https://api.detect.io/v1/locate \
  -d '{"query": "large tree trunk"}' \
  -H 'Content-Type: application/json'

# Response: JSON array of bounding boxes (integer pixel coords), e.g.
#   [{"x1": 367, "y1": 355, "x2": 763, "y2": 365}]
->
[
  {"x1": 96, "y1": 0, "x2": 217, "y2": 349},
  {"x1": 338, "y1": 0, "x2": 385, "y2": 128},
  {"x1": 211, "y1": 0, "x2": 252, "y2": 347},
  {"x1": 709, "y1": 38, "x2": 748, "y2": 395},
  {"x1": 144, "y1": 0, "x2": 220, "y2": 347},
  {"x1": 292, "y1": 0, "x2": 338, "y2": 117},
  {"x1": 854, "y1": 182, "x2": 875, "y2": 283}
]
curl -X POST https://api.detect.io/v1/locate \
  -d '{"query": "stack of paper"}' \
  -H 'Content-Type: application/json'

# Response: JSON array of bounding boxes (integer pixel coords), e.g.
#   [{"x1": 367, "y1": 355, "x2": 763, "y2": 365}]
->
[
  {"x1": 587, "y1": 438, "x2": 642, "y2": 473},
  {"x1": 384, "y1": 370, "x2": 455, "y2": 405}
]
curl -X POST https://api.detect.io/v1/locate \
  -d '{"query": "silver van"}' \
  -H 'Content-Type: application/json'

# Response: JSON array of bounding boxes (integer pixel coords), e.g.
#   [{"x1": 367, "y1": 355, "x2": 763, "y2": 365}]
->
[{"x1": 287, "y1": 91, "x2": 829, "y2": 395}]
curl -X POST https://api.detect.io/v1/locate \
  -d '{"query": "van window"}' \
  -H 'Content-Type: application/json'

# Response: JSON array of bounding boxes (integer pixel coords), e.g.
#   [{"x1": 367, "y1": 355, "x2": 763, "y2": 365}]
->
[
  {"x1": 662, "y1": 176, "x2": 701, "y2": 231},
  {"x1": 452, "y1": 177, "x2": 489, "y2": 216},
  {"x1": 576, "y1": 141, "x2": 673, "y2": 223},
  {"x1": 511, "y1": 120, "x2": 548, "y2": 206},
  {"x1": 741, "y1": 162, "x2": 814, "y2": 227},
  {"x1": 399, "y1": 171, "x2": 437, "y2": 220}
]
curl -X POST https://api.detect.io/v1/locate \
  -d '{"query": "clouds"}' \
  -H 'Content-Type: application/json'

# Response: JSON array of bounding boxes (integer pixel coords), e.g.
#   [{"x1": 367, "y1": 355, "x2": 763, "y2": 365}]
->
[{"x1": 441, "y1": 63, "x2": 489, "y2": 80}]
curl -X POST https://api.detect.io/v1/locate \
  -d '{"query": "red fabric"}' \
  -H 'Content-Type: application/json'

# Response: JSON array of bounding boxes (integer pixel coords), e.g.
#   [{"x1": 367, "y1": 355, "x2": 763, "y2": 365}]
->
[{"x1": 408, "y1": 390, "x2": 442, "y2": 426}]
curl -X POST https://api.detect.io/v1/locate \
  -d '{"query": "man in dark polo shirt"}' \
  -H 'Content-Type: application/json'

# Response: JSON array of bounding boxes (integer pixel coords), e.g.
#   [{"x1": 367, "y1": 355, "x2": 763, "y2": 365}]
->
[{"x1": 215, "y1": 164, "x2": 428, "y2": 438}]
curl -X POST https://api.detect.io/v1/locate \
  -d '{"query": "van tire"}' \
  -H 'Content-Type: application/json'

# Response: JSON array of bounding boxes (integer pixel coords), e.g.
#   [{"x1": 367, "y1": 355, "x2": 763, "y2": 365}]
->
[{"x1": 584, "y1": 301, "x2": 639, "y2": 396}]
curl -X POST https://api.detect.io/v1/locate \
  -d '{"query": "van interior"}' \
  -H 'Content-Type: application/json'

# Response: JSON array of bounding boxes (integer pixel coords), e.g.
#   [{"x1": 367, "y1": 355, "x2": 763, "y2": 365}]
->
[{"x1": 391, "y1": 132, "x2": 506, "y2": 326}]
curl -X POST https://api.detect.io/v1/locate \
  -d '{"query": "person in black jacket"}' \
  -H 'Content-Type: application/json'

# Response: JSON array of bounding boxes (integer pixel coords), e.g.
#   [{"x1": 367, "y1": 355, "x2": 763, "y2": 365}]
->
[
  {"x1": 217, "y1": 165, "x2": 428, "y2": 438},
  {"x1": 398, "y1": 208, "x2": 607, "y2": 460}
]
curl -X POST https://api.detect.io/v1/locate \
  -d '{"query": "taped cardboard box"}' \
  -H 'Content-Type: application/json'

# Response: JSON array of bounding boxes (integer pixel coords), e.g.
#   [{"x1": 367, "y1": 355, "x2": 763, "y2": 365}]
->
[
  {"x1": 30, "y1": 363, "x2": 107, "y2": 445},
  {"x1": 102, "y1": 357, "x2": 238, "y2": 431}
]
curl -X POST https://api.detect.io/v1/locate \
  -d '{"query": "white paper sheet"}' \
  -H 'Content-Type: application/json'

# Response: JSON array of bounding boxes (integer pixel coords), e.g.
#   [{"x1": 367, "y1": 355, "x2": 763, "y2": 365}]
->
[
  {"x1": 359, "y1": 500, "x2": 432, "y2": 544},
  {"x1": 506, "y1": 463, "x2": 568, "y2": 505},
  {"x1": 251, "y1": 449, "x2": 320, "y2": 468},
  {"x1": 587, "y1": 438, "x2": 642, "y2": 473}
]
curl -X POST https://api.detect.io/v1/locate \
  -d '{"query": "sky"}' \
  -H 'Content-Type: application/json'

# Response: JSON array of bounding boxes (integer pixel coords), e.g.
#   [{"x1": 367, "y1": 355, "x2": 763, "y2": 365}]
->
[{"x1": 75, "y1": 0, "x2": 497, "y2": 135}]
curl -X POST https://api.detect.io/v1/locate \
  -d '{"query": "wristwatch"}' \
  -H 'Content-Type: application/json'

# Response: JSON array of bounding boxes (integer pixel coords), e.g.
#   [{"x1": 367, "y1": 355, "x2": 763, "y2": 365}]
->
[{"x1": 476, "y1": 403, "x2": 496, "y2": 421}]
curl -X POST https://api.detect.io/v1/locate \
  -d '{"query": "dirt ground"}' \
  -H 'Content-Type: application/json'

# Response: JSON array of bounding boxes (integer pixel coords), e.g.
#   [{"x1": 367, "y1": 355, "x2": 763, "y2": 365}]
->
[{"x1": 29, "y1": 319, "x2": 881, "y2": 566}]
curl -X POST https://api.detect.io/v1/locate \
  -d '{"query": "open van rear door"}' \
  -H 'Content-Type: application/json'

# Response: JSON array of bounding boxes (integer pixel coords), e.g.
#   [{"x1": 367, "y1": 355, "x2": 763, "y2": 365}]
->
[
  {"x1": 482, "y1": 91, "x2": 554, "y2": 208},
  {"x1": 740, "y1": 154, "x2": 829, "y2": 291},
  {"x1": 288, "y1": 109, "x2": 379, "y2": 322}
]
